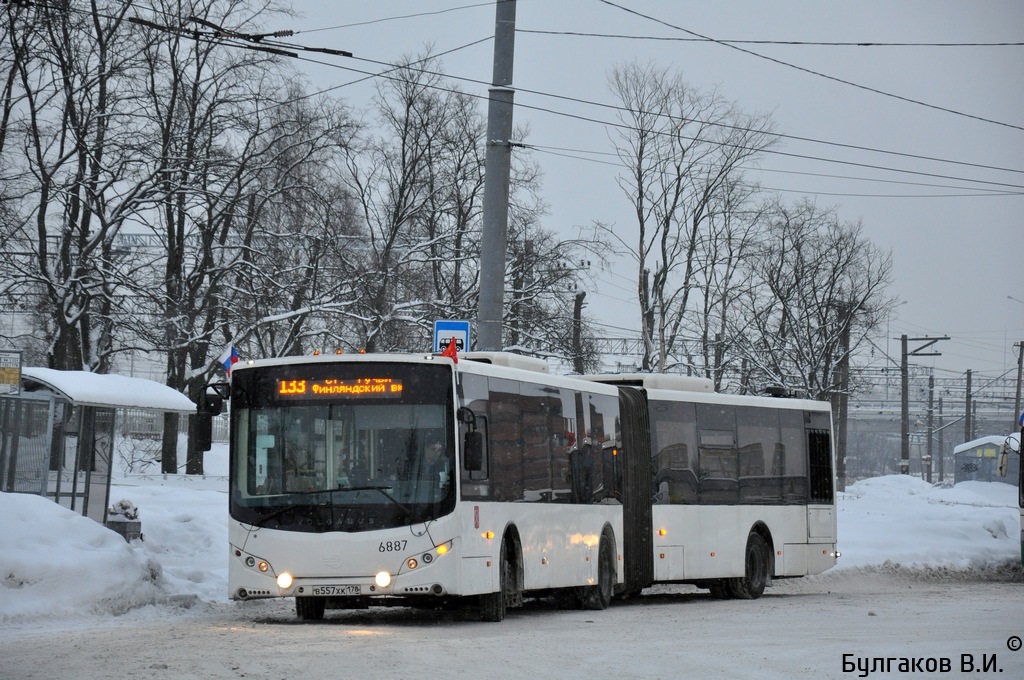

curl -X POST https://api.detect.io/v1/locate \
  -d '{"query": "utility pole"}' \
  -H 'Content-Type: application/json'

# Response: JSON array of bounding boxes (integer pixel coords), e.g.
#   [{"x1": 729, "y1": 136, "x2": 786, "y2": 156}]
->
[
  {"x1": 476, "y1": 0, "x2": 517, "y2": 351},
  {"x1": 926, "y1": 374, "x2": 934, "y2": 483},
  {"x1": 834, "y1": 306, "x2": 853, "y2": 492},
  {"x1": 964, "y1": 369, "x2": 972, "y2": 442},
  {"x1": 571, "y1": 291, "x2": 586, "y2": 374},
  {"x1": 900, "y1": 335, "x2": 909, "y2": 474},
  {"x1": 937, "y1": 396, "x2": 945, "y2": 482},
  {"x1": 1014, "y1": 341, "x2": 1022, "y2": 427},
  {"x1": 901, "y1": 334, "x2": 949, "y2": 474}
]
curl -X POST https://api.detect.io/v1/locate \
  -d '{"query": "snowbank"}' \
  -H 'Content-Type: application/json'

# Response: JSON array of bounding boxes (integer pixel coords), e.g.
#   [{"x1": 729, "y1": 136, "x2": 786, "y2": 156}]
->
[
  {"x1": 1, "y1": 451, "x2": 1019, "y2": 624},
  {"x1": 837, "y1": 475, "x2": 1018, "y2": 571}
]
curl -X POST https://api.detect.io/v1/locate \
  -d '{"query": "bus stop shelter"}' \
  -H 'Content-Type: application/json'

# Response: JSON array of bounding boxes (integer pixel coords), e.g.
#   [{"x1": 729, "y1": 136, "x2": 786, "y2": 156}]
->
[{"x1": 0, "y1": 367, "x2": 195, "y2": 525}]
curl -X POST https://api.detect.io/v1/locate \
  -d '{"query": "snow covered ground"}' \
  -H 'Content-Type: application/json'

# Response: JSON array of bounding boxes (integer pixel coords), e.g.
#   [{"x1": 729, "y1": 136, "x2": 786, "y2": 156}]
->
[{"x1": 2, "y1": 444, "x2": 1022, "y2": 678}]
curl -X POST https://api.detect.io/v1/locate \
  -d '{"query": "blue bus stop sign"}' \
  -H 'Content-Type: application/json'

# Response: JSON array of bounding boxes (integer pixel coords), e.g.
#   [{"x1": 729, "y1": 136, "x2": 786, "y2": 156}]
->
[{"x1": 433, "y1": 320, "x2": 471, "y2": 354}]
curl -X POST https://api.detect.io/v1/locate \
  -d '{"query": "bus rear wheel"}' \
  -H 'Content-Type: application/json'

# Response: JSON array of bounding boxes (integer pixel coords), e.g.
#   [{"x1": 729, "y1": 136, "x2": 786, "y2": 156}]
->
[
  {"x1": 295, "y1": 596, "x2": 326, "y2": 621},
  {"x1": 580, "y1": 534, "x2": 615, "y2": 610},
  {"x1": 728, "y1": 532, "x2": 769, "y2": 600}
]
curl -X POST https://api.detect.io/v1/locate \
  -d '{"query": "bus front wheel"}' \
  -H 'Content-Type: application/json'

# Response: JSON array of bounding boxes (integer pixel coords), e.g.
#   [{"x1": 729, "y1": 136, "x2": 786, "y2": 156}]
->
[
  {"x1": 295, "y1": 596, "x2": 326, "y2": 621},
  {"x1": 479, "y1": 541, "x2": 512, "y2": 622},
  {"x1": 728, "y1": 532, "x2": 769, "y2": 600}
]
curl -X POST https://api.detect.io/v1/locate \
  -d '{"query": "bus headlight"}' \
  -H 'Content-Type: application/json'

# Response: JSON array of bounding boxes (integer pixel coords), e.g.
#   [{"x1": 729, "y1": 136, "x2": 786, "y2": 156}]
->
[
  {"x1": 375, "y1": 571, "x2": 392, "y2": 588},
  {"x1": 277, "y1": 572, "x2": 293, "y2": 589}
]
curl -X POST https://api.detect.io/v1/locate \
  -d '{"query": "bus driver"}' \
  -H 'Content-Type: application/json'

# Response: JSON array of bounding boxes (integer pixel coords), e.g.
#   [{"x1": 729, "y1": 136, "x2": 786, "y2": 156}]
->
[{"x1": 423, "y1": 436, "x2": 449, "y2": 488}]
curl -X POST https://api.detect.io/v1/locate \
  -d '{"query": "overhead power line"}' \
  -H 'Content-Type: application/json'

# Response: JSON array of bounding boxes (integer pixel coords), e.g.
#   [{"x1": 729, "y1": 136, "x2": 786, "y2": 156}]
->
[
  {"x1": 288, "y1": 2, "x2": 493, "y2": 35},
  {"x1": 119, "y1": 9, "x2": 1024, "y2": 193},
  {"x1": 257, "y1": 52, "x2": 1024, "y2": 191},
  {"x1": 123, "y1": 7, "x2": 1024, "y2": 180},
  {"x1": 528, "y1": 144, "x2": 1022, "y2": 198},
  {"x1": 310, "y1": 50, "x2": 1024, "y2": 188},
  {"x1": 506, "y1": 83, "x2": 1024, "y2": 177},
  {"x1": 597, "y1": 0, "x2": 1024, "y2": 132},
  {"x1": 518, "y1": 29, "x2": 1024, "y2": 48},
  {"x1": 499, "y1": 95, "x2": 1024, "y2": 191}
]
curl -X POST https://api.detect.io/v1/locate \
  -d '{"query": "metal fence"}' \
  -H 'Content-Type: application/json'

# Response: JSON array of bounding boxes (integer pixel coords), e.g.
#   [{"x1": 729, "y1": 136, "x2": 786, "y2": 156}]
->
[
  {"x1": 119, "y1": 408, "x2": 229, "y2": 442},
  {"x1": 0, "y1": 394, "x2": 114, "y2": 523}
]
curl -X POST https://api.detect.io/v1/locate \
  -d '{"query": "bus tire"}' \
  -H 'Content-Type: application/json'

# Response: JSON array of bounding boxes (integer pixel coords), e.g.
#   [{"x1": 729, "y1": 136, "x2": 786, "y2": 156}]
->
[
  {"x1": 728, "y1": 532, "x2": 769, "y2": 600},
  {"x1": 479, "y1": 541, "x2": 511, "y2": 622},
  {"x1": 580, "y1": 533, "x2": 615, "y2": 610},
  {"x1": 707, "y1": 580, "x2": 731, "y2": 599},
  {"x1": 295, "y1": 596, "x2": 326, "y2": 621}
]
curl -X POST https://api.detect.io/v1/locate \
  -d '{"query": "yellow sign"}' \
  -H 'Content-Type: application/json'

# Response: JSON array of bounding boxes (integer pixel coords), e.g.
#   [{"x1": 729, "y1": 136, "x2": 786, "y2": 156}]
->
[
  {"x1": 0, "y1": 350, "x2": 21, "y2": 396},
  {"x1": 276, "y1": 377, "x2": 403, "y2": 399}
]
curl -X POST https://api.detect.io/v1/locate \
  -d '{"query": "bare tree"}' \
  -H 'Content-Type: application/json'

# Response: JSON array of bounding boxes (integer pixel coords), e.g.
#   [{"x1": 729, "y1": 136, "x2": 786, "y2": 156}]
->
[
  {"x1": 687, "y1": 176, "x2": 766, "y2": 390},
  {"x1": 0, "y1": 5, "x2": 613, "y2": 482},
  {"x1": 741, "y1": 197, "x2": 894, "y2": 399},
  {"x1": 0, "y1": 0, "x2": 29, "y2": 158},
  {"x1": 604, "y1": 61, "x2": 775, "y2": 372},
  {"x1": 504, "y1": 221, "x2": 602, "y2": 366},
  {"x1": 126, "y1": 0, "x2": 362, "y2": 472},
  {"x1": 339, "y1": 52, "x2": 468, "y2": 352},
  {"x1": 231, "y1": 94, "x2": 363, "y2": 357},
  {"x1": 417, "y1": 85, "x2": 487, "y2": 326},
  {"x1": 0, "y1": 1, "x2": 154, "y2": 371},
  {"x1": 337, "y1": 50, "x2": 583, "y2": 355}
]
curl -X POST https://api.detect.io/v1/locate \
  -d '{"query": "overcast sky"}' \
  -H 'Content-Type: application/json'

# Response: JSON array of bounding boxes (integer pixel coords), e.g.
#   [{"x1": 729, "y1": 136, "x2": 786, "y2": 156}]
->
[{"x1": 272, "y1": 1, "x2": 1023, "y2": 379}]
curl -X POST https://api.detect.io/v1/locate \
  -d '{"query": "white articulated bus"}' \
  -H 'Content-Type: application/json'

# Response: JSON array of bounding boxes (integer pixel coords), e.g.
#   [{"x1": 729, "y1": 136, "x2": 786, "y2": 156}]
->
[
  {"x1": 219, "y1": 352, "x2": 837, "y2": 621},
  {"x1": 582, "y1": 373, "x2": 838, "y2": 599}
]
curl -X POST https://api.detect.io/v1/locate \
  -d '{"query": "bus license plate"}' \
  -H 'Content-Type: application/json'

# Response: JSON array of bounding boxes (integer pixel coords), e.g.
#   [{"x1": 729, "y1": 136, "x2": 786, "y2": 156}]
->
[{"x1": 311, "y1": 585, "x2": 360, "y2": 596}]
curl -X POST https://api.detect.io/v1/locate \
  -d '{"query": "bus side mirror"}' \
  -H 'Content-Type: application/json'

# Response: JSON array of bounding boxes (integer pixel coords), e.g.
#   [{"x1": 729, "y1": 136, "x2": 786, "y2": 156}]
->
[
  {"x1": 195, "y1": 384, "x2": 228, "y2": 453},
  {"x1": 199, "y1": 381, "x2": 230, "y2": 415},
  {"x1": 200, "y1": 393, "x2": 223, "y2": 416},
  {"x1": 999, "y1": 438, "x2": 1014, "y2": 477},
  {"x1": 464, "y1": 431, "x2": 484, "y2": 472},
  {"x1": 195, "y1": 413, "x2": 213, "y2": 452}
]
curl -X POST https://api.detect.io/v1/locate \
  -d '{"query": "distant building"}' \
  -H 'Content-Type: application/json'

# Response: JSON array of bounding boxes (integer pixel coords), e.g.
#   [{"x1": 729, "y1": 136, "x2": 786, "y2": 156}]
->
[{"x1": 953, "y1": 433, "x2": 1020, "y2": 486}]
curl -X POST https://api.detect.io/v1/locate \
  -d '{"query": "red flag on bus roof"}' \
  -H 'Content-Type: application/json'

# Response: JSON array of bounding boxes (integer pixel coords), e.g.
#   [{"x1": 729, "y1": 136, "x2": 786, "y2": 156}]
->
[{"x1": 441, "y1": 338, "x2": 459, "y2": 363}]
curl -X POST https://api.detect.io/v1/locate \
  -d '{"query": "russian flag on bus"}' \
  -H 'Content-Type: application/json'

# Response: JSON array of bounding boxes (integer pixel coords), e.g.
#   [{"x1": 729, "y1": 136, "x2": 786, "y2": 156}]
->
[{"x1": 218, "y1": 346, "x2": 239, "y2": 375}]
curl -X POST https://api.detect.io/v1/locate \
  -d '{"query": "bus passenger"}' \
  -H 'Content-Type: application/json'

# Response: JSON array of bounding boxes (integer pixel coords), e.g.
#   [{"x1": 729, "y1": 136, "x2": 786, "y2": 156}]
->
[{"x1": 335, "y1": 444, "x2": 354, "y2": 488}]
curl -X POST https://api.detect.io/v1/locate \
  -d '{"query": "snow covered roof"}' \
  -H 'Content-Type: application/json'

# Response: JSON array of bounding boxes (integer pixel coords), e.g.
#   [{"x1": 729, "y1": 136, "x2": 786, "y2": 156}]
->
[
  {"x1": 21, "y1": 367, "x2": 196, "y2": 413},
  {"x1": 954, "y1": 432, "x2": 1020, "y2": 454}
]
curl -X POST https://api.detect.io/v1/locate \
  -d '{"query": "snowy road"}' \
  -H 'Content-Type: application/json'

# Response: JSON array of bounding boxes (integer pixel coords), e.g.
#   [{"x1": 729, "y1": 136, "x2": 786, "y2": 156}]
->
[
  {"x1": 3, "y1": 471, "x2": 1021, "y2": 678},
  {"x1": 4, "y1": 571, "x2": 1021, "y2": 680}
]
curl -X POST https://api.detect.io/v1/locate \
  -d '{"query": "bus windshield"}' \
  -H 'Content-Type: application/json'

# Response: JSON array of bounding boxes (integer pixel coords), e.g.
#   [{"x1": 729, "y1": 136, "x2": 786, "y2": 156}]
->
[{"x1": 228, "y1": 362, "x2": 455, "y2": 532}]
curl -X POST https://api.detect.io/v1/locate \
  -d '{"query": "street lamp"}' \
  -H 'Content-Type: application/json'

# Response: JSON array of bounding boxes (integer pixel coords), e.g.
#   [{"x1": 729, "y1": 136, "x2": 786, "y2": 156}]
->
[{"x1": 1008, "y1": 295, "x2": 1024, "y2": 306}]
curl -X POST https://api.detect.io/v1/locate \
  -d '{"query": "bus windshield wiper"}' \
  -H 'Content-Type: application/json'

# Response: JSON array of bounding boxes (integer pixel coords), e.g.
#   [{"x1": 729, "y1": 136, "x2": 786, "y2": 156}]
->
[
  {"x1": 251, "y1": 487, "x2": 344, "y2": 527},
  {"x1": 334, "y1": 484, "x2": 412, "y2": 517},
  {"x1": 251, "y1": 485, "x2": 412, "y2": 528},
  {"x1": 252, "y1": 502, "x2": 305, "y2": 528}
]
